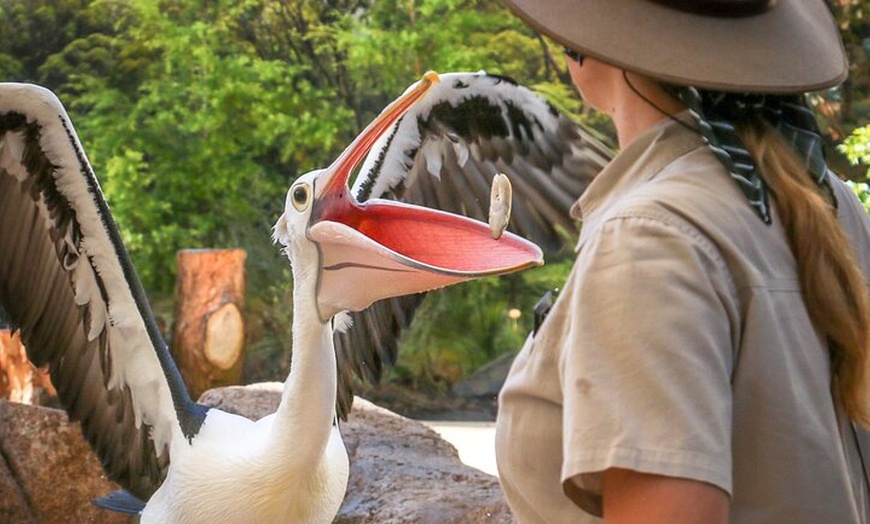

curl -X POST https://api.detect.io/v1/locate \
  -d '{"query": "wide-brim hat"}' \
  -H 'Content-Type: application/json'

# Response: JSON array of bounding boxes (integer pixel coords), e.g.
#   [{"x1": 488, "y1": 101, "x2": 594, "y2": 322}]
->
[{"x1": 501, "y1": 0, "x2": 848, "y2": 93}]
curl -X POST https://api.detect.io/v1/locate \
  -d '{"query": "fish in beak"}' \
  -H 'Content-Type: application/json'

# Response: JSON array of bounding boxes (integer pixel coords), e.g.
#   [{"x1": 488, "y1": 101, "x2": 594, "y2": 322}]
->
[{"x1": 281, "y1": 71, "x2": 544, "y2": 321}]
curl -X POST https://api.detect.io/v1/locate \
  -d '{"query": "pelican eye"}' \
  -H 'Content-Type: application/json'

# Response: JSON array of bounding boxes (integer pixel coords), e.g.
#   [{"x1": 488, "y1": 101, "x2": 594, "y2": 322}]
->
[{"x1": 290, "y1": 183, "x2": 311, "y2": 212}]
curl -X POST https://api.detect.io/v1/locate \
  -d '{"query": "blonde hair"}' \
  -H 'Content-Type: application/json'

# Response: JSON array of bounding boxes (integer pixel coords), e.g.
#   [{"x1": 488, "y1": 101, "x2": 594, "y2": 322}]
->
[{"x1": 739, "y1": 120, "x2": 870, "y2": 427}]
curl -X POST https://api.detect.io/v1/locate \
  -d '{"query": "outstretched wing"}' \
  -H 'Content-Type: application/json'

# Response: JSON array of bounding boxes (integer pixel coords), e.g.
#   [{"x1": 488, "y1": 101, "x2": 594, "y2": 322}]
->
[
  {"x1": 334, "y1": 72, "x2": 614, "y2": 417},
  {"x1": 0, "y1": 83, "x2": 206, "y2": 500}
]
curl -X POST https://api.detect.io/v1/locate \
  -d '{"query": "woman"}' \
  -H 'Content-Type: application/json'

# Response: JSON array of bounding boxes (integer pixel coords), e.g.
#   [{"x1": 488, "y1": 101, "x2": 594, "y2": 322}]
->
[{"x1": 494, "y1": 1, "x2": 870, "y2": 523}]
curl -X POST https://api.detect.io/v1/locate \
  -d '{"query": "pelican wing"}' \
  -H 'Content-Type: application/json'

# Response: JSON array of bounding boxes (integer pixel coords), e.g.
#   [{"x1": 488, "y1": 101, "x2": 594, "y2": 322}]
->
[
  {"x1": 0, "y1": 83, "x2": 206, "y2": 500},
  {"x1": 335, "y1": 72, "x2": 614, "y2": 417}
]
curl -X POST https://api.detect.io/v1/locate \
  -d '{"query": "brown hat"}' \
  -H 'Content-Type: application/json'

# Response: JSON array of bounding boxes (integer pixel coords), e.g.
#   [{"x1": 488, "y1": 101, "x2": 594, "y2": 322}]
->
[{"x1": 501, "y1": 0, "x2": 847, "y2": 93}]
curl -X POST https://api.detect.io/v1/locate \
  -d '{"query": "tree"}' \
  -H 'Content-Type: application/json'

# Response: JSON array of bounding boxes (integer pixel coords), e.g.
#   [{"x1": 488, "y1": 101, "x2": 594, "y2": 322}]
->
[
  {"x1": 0, "y1": 0, "x2": 117, "y2": 83},
  {"x1": 841, "y1": 124, "x2": 870, "y2": 212},
  {"x1": 827, "y1": 0, "x2": 870, "y2": 129}
]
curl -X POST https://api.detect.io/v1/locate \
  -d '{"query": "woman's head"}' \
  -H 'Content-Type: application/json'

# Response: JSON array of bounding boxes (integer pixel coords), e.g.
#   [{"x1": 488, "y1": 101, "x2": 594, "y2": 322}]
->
[{"x1": 501, "y1": 0, "x2": 846, "y2": 94}]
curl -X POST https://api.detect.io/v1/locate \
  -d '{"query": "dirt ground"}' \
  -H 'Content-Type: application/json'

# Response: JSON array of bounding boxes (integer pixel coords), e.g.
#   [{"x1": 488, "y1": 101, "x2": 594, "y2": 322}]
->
[{"x1": 356, "y1": 382, "x2": 499, "y2": 422}]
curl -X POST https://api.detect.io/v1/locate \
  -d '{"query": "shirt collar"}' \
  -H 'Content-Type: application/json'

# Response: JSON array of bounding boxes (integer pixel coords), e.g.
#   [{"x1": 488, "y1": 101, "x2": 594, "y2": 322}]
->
[{"x1": 570, "y1": 111, "x2": 702, "y2": 222}]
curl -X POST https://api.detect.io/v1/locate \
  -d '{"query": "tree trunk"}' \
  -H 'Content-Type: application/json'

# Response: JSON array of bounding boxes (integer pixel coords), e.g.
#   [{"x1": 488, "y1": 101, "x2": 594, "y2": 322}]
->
[
  {"x1": 0, "y1": 330, "x2": 55, "y2": 404},
  {"x1": 172, "y1": 249, "x2": 247, "y2": 400}
]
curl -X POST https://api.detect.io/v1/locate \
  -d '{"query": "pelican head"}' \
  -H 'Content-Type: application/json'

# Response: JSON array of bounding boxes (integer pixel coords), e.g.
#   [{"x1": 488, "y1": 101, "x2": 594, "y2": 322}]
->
[{"x1": 274, "y1": 71, "x2": 543, "y2": 322}]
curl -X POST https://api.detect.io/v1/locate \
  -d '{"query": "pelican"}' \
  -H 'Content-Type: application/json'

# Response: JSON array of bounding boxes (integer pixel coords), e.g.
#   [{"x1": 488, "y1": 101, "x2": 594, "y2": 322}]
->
[
  {"x1": 0, "y1": 72, "x2": 543, "y2": 522},
  {"x1": 332, "y1": 71, "x2": 614, "y2": 416}
]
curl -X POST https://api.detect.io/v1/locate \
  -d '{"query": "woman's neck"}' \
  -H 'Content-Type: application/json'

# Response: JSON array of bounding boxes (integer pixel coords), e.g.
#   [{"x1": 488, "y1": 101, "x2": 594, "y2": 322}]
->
[{"x1": 611, "y1": 72, "x2": 687, "y2": 148}]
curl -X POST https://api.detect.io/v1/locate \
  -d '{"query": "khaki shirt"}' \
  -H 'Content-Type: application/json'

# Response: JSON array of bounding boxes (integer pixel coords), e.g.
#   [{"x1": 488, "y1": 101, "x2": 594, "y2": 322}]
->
[{"x1": 495, "y1": 115, "x2": 870, "y2": 523}]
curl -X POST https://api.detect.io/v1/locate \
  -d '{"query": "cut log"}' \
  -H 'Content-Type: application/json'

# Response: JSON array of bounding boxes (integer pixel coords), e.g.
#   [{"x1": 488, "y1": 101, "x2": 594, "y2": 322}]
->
[{"x1": 172, "y1": 249, "x2": 247, "y2": 399}]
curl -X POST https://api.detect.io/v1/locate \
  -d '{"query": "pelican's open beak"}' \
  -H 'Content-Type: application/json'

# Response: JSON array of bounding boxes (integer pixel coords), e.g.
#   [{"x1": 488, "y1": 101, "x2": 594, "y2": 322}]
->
[{"x1": 308, "y1": 71, "x2": 544, "y2": 320}]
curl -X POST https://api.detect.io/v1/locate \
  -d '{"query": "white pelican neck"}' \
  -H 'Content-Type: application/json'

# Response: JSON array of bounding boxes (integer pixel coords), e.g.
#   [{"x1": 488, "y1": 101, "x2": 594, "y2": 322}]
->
[{"x1": 271, "y1": 261, "x2": 338, "y2": 469}]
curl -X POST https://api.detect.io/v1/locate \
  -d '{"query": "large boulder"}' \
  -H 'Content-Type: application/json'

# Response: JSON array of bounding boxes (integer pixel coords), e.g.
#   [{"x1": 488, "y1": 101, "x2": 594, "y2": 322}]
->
[
  {"x1": 200, "y1": 383, "x2": 515, "y2": 523},
  {"x1": 0, "y1": 400, "x2": 127, "y2": 524},
  {"x1": 0, "y1": 383, "x2": 515, "y2": 523}
]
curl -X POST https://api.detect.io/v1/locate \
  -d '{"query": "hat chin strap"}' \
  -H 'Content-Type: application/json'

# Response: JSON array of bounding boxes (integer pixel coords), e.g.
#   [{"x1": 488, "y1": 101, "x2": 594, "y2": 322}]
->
[{"x1": 648, "y1": 0, "x2": 775, "y2": 17}]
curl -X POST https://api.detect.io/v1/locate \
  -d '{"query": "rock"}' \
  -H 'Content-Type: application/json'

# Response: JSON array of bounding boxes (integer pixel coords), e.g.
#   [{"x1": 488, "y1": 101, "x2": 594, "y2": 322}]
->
[
  {"x1": 199, "y1": 383, "x2": 516, "y2": 523},
  {"x1": 337, "y1": 400, "x2": 514, "y2": 523},
  {"x1": 197, "y1": 381, "x2": 283, "y2": 420},
  {"x1": 0, "y1": 400, "x2": 127, "y2": 524},
  {"x1": 452, "y1": 351, "x2": 516, "y2": 398},
  {"x1": 0, "y1": 452, "x2": 33, "y2": 523}
]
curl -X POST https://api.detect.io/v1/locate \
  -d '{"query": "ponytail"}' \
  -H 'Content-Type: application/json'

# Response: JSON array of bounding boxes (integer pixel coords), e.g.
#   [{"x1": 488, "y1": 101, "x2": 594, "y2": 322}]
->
[
  {"x1": 677, "y1": 87, "x2": 870, "y2": 427},
  {"x1": 741, "y1": 123, "x2": 870, "y2": 427}
]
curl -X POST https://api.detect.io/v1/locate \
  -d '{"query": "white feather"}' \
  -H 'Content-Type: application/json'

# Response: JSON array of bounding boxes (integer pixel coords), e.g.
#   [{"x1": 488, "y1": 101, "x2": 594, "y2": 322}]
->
[
  {"x1": 332, "y1": 312, "x2": 353, "y2": 334},
  {"x1": 422, "y1": 139, "x2": 443, "y2": 179},
  {"x1": 352, "y1": 71, "x2": 564, "y2": 202}
]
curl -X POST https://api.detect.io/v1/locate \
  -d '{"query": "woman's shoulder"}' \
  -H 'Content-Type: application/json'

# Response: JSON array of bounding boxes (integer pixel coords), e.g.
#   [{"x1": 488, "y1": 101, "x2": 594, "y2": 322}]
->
[
  {"x1": 610, "y1": 145, "x2": 758, "y2": 235},
  {"x1": 585, "y1": 146, "x2": 797, "y2": 285}
]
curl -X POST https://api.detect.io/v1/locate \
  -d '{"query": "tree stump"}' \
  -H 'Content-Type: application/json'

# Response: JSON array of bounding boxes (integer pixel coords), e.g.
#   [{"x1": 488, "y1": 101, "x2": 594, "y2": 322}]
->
[
  {"x1": 172, "y1": 249, "x2": 247, "y2": 399},
  {"x1": 0, "y1": 330, "x2": 55, "y2": 405}
]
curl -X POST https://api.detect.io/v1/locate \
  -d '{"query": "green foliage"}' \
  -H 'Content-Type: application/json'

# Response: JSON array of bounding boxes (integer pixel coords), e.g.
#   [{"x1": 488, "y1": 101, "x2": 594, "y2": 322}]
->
[
  {"x1": 841, "y1": 124, "x2": 870, "y2": 213},
  {"x1": 841, "y1": 125, "x2": 870, "y2": 173},
  {"x1": 394, "y1": 253, "x2": 574, "y2": 389},
  {"x1": 3, "y1": 0, "x2": 865, "y2": 388},
  {"x1": 814, "y1": 1, "x2": 869, "y2": 136},
  {"x1": 63, "y1": 1, "x2": 352, "y2": 292},
  {"x1": 338, "y1": 0, "x2": 606, "y2": 136},
  {"x1": 0, "y1": 0, "x2": 116, "y2": 84},
  {"x1": 846, "y1": 181, "x2": 870, "y2": 214}
]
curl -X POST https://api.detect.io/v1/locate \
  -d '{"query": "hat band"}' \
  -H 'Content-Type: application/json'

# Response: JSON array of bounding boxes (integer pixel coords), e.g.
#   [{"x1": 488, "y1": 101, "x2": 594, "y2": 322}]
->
[{"x1": 648, "y1": 0, "x2": 776, "y2": 17}]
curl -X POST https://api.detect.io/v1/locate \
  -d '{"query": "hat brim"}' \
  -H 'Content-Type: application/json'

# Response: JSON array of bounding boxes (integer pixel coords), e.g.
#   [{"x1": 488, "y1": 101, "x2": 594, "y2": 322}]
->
[{"x1": 502, "y1": 0, "x2": 847, "y2": 93}]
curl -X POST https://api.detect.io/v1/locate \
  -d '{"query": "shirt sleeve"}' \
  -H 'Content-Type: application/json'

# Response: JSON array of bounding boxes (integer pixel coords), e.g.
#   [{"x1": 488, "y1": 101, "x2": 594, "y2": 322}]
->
[{"x1": 560, "y1": 210, "x2": 738, "y2": 516}]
